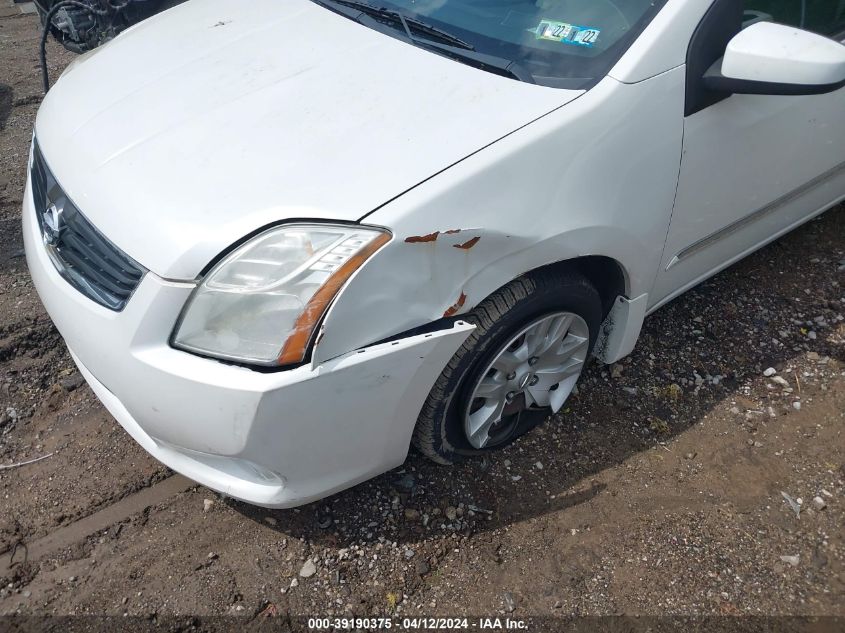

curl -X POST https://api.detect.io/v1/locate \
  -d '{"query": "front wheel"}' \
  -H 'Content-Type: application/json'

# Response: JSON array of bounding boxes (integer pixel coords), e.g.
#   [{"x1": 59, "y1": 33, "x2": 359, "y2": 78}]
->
[{"x1": 413, "y1": 269, "x2": 603, "y2": 464}]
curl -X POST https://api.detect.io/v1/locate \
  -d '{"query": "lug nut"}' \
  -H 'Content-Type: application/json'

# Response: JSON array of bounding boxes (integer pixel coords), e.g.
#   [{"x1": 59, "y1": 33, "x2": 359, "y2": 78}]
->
[
  {"x1": 529, "y1": 375, "x2": 539, "y2": 386},
  {"x1": 506, "y1": 372, "x2": 516, "y2": 380},
  {"x1": 505, "y1": 391, "x2": 516, "y2": 403},
  {"x1": 528, "y1": 356, "x2": 539, "y2": 366}
]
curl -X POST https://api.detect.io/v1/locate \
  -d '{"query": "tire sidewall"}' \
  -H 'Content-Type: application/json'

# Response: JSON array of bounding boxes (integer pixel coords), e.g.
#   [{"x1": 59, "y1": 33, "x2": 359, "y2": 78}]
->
[{"x1": 431, "y1": 276, "x2": 602, "y2": 460}]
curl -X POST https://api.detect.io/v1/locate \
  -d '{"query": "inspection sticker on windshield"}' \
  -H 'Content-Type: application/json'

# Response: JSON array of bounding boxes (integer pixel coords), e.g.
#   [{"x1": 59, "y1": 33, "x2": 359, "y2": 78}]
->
[{"x1": 534, "y1": 19, "x2": 600, "y2": 47}]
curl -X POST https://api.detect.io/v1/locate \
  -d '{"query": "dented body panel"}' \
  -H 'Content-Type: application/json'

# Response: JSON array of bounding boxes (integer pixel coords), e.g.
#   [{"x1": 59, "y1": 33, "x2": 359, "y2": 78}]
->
[
  {"x1": 26, "y1": 0, "x2": 845, "y2": 507},
  {"x1": 25, "y1": 179, "x2": 474, "y2": 506},
  {"x1": 314, "y1": 71, "x2": 685, "y2": 363}
]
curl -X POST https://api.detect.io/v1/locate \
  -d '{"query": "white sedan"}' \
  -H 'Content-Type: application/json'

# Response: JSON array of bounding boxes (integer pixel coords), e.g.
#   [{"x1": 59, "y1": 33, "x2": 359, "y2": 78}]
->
[{"x1": 24, "y1": 0, "x2": 845, "y2": 507}]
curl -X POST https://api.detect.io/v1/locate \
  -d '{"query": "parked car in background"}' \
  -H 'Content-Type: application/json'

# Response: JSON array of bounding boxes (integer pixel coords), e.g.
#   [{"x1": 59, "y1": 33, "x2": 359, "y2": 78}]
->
[
  {"x1": 24, "y1": 0, "x2": 845, "y2": 507},
  {"x1": 36, "y1": 0, "x2": 182, "y2": 52}
]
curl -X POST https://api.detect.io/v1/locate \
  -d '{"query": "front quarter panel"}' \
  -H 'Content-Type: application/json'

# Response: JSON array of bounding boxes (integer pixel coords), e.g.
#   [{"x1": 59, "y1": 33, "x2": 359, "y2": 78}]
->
[{"x1": 315, "y1": 70, "x2": 686, "y2": 364}]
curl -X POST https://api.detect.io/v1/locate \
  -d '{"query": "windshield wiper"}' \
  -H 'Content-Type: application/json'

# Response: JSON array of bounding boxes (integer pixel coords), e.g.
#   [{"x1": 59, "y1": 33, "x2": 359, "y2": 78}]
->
[
  {"x1": 396, "y1": 13, "x2": 475, "y2": 51},
  {"x1": 312, "y1": 0, "x2": 534, "y2": 83},
  {"x1": 409, "y1": 39, "x2": 535, "y2": 84},
  {"x1": 315, "y1": 0, "x2": 474, "y2": 50}
]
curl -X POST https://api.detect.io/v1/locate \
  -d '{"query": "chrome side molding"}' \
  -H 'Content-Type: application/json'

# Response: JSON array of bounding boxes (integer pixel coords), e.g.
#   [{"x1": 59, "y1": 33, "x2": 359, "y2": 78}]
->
[{"x1": 667, "y1": 159, "x2": 845, "y2": 270}]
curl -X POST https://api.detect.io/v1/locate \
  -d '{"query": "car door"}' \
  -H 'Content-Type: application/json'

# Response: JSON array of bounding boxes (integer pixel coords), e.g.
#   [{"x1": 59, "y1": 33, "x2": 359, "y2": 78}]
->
[{"x1": 650, "y1": 0, "x2": 845, "y2": 308}]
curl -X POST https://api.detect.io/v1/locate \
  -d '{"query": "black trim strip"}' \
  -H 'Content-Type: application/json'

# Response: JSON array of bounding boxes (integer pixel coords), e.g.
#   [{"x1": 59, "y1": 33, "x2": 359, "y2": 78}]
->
[{"x1": 703, "y1": 58, "x2": 845, "y2": 96}]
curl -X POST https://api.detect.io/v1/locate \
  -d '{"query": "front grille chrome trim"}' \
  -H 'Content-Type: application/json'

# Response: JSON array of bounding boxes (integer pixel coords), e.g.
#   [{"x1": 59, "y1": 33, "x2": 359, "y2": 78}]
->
[{"x1": 30, "y1": 141, "x2": 146, "y2": 311}]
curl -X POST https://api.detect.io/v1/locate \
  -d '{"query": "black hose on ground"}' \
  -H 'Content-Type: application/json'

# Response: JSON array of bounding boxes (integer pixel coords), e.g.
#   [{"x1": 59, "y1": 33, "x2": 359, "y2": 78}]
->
[{"x1": 40, "y1": 0, "x2": 105, "y2": 92}]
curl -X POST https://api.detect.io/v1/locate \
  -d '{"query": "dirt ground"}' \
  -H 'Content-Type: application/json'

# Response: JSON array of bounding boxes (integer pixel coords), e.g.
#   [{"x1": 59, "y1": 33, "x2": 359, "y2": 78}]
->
[{"x1": 1, "y1": 4, "x2": 844, "y2": 629}]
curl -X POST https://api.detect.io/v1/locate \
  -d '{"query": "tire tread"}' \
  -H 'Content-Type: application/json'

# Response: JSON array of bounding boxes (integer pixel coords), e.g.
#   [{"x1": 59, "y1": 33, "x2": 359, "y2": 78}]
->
[{"x1": 413, "y1": 269, "x2": 600, "y2": 464}]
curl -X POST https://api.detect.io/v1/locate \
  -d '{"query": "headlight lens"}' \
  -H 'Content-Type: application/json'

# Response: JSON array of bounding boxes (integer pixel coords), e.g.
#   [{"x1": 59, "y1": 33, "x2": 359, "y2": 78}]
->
[{"x1": 173, "y1": 224, "x2": 390, "y2": 366}]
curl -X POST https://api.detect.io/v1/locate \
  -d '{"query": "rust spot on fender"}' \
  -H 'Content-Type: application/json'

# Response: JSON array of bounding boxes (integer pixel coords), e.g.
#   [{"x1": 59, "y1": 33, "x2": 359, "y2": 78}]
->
[
  {"x1": 404, "y1": 231, "x2": 440, "y2": 243},
  {"x1": 443, "y1": 229, "x2": 462, "y2": 235},
  {"x1": 453, "y1": 236, "x2": 481, "y2": 250},
  {"x1": 443, "y1": 292, "x2": 467, "y2": 318}
]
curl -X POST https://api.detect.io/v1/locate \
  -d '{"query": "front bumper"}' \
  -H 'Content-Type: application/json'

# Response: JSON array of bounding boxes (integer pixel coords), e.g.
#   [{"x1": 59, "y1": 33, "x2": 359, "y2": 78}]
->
[{"x1": 23, "y1": 176, "x2": 473, "y2": 508}]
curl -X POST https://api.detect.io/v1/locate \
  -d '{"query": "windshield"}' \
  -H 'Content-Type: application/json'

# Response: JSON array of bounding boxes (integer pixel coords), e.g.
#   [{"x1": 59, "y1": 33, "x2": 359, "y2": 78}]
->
[{"x1": 312, "y1": 0, "x2": 667, "y2": 88}]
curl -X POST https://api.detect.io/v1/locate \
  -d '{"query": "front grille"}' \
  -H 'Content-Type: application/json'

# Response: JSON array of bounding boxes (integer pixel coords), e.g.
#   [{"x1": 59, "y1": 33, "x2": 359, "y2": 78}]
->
[{"x1": 30, "y1": 141, "x2": 145, "y2": 311}]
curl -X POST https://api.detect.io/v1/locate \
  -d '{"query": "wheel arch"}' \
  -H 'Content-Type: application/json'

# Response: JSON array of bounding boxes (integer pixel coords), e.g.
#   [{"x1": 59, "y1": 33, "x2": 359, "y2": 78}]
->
[
  {"x1": 463, "y1": 254, "x2": 640, "y2": 365},
  {"x1": 314, "y1": 225, "x2": 649, "y2": 366},
  {"x1": 560, "y1": 255, "x2": 628, "y2": 318},
  {"x1": 363, "y1": 253, "x2": 636, "y2": 356},
  {"x1": 459, "y1": 252, "x2": 629, "y2": 318}
]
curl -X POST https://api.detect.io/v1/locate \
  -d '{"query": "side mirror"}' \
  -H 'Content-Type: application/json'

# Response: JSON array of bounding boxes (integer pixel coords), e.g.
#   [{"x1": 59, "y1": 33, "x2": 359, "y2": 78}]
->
[{"x1": 704, "y1": 22, "x2": 845, "y2": 96}]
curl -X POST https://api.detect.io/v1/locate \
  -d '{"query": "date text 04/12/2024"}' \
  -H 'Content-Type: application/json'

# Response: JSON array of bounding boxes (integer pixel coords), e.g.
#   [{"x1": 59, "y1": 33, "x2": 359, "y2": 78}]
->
[{"x1": 306, "y1": 617, "x2": 529, "y2": 630}]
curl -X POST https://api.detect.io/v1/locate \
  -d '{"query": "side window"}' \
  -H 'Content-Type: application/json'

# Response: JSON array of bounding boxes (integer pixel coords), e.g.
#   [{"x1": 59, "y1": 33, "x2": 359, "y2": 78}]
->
[{"x1": 744, "y1": 1, "x2": 845, "y2": 38}]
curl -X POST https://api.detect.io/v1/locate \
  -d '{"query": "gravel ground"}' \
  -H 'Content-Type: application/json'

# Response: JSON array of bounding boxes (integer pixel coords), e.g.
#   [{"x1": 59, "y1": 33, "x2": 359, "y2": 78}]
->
[{"x1": 1, "y1": 5, "x2": 844, "y2": 629}]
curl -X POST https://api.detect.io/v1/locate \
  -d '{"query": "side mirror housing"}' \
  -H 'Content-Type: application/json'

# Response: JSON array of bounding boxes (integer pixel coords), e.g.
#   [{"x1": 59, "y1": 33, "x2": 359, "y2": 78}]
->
[{"x1": 704, "y1": 22, "x2": 845, "y2": 96}]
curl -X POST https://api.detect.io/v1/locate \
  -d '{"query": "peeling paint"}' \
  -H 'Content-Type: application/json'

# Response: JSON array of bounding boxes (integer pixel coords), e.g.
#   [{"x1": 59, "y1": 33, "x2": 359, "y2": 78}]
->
[
  {"x1": 404, "y1": 229, "x2": 469, "y2": 243},
  {"x1": 443, "y1": 292, "x2": 467, "y2": 317},
  {"x1": 453, "y1": 236, "x2": 481, "y2": 250},
  {"x1": 404, "y1": 231, "x2": 440, "y2": 243}
]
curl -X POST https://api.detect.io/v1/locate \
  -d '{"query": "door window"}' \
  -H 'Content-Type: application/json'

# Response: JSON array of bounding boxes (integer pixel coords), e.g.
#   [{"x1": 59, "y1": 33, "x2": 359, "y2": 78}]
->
[{"x1": 744, "y1": 1, "x2": 845, "y2": 37}]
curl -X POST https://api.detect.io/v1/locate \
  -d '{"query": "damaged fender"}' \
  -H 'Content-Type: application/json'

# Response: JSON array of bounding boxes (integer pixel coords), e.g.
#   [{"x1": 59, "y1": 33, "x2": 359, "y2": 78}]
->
[{"x1": 314, "y1": 70, "x2": 685, "y2": 366}]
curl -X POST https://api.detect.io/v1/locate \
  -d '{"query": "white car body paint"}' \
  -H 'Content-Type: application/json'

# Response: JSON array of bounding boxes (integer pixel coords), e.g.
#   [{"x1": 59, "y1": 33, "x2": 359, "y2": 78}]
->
[
  {"x1": 721, "y1": 22, "x2": 845, "y2": 86},
  {"x1": 35, "y1": 0, "x2": 578, "y2": 279},
  {"x1": 652, "y1": 67, "x2": 845, "y2": 306},
  {"x1": 607, "y1": 0, "x2": 710, "y2": 83},
  {"x1": 593, "y1": 294, "x2": 650, "y2": 364},
  {"x1": 24, "y1": 179, "x2": 473, "y2": 506},
  {"x1": 24, "y1": 0, "x2": 845, "y2": 506},
  {"x1": 315, "y1": 68, "x2": 686, "y2": 363}
]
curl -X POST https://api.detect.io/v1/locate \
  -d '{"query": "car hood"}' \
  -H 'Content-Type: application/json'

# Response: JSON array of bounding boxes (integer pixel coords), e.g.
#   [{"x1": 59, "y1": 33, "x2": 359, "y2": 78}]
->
[{"x1": 35, "y1": 0, "x2": 580, "y2": 279}]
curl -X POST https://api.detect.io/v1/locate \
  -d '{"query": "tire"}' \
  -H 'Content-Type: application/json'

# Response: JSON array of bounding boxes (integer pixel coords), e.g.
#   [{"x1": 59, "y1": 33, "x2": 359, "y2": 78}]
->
[{"x1": 412, "y1": 268, "x2": 603, "y2": 465}]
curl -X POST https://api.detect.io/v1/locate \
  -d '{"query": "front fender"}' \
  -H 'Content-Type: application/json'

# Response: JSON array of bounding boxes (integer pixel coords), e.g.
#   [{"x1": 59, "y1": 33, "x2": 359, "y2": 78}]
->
[
  {"x1": 314, "y1": 69, "x2": 685, "y2": 364},
  {"x1": 313, "y1": 224, "x2": 644, "y2": 366}
]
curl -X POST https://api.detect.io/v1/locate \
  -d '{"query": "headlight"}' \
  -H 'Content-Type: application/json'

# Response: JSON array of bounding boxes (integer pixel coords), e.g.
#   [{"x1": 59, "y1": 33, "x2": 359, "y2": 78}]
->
[{"x1": 173, "y1": 224, "x2": 390, "y2": 366}]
